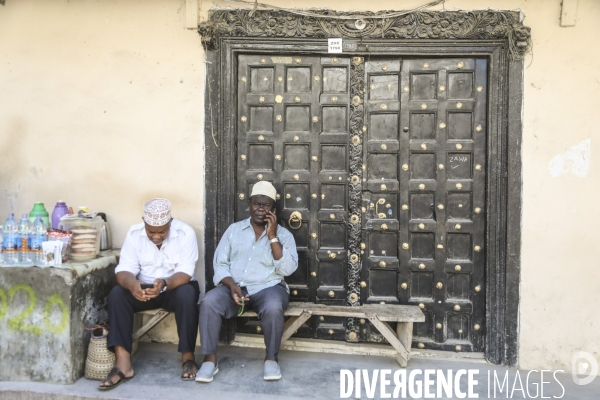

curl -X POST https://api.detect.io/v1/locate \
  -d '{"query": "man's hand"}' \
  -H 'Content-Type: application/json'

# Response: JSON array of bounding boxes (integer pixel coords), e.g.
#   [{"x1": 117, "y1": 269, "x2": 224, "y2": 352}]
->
[
  {"x1": 117, "y1": 271, "x2": 191, "y2": 303},
  {"x1": 143, "y1": 278, "x2": 165, "y2": 299},
  {"x1": 128, "y1": 280, "x2": 148, "y2": 302},
  {"x1": 219, "y1": 277, "x2": 249, "y2": 306},
  {"x1": 265, "y1": 210, "x2": 278, "y2": 240},
  {"x1": 229, "y1": 284, "x2": 250, "y2": 306}
]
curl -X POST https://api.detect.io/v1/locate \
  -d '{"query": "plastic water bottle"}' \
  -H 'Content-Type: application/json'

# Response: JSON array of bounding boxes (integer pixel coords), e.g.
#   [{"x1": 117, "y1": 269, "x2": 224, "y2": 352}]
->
[
  {"x1": 17, "y1": 213, "x2": 33, "y2": 266},
  {"x1": 3, "y1": 213, "x2": 18, "y2": 265},
  {"x1": 30, "y1": 214, "x2": 46, "y2": 265}
]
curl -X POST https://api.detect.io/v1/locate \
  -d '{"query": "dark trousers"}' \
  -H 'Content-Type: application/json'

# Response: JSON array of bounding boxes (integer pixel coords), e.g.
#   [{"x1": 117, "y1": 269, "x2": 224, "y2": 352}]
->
[
  {"x1": 107, "y1": 281, "x2": 200, "y2": 354},
  {"x1": 199, "y1": 281, "x2": 289, "y2": 360}
]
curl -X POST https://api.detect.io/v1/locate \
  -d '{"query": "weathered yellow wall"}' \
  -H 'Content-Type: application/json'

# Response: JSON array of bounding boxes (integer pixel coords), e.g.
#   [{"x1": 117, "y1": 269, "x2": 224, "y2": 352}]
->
[
  {"x1": 0, "y1": 0, "x2": 206, "y2": 289},
  {"x1": 1, "y1": 0, "x2": 599, "y2": 375},
  {"x1": 511, "y1": 0, "x2": 600, "y2": 376}
]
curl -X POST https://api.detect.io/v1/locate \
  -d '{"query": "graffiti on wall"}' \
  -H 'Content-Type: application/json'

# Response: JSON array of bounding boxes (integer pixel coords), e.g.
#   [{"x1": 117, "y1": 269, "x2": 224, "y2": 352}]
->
[{"x1": 0, "y1": 284, "x2": 69, "y2": 335}]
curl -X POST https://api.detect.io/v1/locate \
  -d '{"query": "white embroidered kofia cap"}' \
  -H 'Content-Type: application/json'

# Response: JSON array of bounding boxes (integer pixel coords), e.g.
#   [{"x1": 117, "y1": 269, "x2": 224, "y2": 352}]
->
[
  {"x1": 143, "y1": 198, "x2": 172, "y2": 226},
  {"x1": 250, "y1": 181, "x2": 277, "y2": 201}
]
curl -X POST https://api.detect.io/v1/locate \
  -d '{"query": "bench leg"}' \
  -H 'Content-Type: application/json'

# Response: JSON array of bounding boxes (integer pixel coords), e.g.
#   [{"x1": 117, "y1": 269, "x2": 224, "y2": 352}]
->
[
  {"x1": 367, "y1": 316, "x2": 411, "y2": 367},
  {"x1": 132, "y1": 309, "x2": 171, "y2": 348},
  {"x1": 280, "y1": 311, "x2": 311, "y2": 346},
  {"x1": 396, "y1": 322, "x2": 413, "y2": 368},
  {"x1": 131, "y1": 313, "x2": 143, "y2": 356}
]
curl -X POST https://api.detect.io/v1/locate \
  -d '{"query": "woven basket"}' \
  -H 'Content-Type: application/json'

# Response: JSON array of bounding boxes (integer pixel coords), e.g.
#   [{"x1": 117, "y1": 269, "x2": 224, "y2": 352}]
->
[{"x1": 85, "y1": 327, "x2": 116, "y2": 380}]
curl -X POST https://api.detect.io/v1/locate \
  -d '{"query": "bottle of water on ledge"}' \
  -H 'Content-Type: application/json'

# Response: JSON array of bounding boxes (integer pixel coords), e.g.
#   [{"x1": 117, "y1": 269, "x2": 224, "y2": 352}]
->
[
  {"x1": 18, "y1": 213, "x2": 33, "y2": 266},
  {"x1": 3, "y1": 213, "x2": 18, "y2": 265},
  {"x1": 30, "y1": 214, "x2": 46, "y2": 265}
]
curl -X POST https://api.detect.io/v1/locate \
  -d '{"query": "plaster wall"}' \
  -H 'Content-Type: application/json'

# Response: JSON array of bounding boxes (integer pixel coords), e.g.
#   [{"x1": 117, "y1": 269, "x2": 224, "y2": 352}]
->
[
  {"x1": 1, "y1": 0, "x2": 599, "y2": 376},
  {"x1": 0, "y1": 0, "x2": 206, "y2": 290}
]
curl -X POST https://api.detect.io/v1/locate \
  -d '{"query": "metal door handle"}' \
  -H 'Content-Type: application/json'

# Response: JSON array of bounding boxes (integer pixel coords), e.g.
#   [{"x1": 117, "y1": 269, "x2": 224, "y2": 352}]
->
[{"x1": 288, "y1": 211, "x2": 303, "y2": 229}]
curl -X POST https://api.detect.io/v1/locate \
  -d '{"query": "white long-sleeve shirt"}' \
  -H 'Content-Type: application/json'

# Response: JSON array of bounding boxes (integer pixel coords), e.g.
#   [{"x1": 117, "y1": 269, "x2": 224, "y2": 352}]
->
[{"x1": 115, "y1": 219, "x2": 198, "y2": 284}]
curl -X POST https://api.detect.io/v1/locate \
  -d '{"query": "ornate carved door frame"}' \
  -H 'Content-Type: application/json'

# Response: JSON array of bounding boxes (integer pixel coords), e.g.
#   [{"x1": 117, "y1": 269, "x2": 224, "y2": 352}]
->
[{"x1": 199, "y1": 9, "x2": 529, "y2": 367}]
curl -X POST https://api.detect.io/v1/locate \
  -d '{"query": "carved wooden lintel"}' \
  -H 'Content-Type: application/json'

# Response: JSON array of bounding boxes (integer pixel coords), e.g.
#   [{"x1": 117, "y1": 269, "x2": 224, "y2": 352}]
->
[{"x1": 198, "y1": 8, "x2": 531, "y2": 59}]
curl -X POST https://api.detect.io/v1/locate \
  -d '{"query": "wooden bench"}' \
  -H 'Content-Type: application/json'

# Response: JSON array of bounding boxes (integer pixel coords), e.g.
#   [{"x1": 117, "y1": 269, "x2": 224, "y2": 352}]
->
[
  {"x1": 132, "y1": 308, "x2": 171, "y2": 354},
  {"x1": 133, "y1": 303, "x2": 424, "y2": 367}
]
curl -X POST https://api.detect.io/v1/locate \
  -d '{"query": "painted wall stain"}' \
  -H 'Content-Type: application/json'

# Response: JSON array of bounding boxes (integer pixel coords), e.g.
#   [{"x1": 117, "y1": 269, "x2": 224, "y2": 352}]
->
[
  {"x1": 44, "y1": 293, "x2": 69, "y2": 333},
  {"x1": 0, "y1": 283, "x2": 69, "y2": 335},
  {"x1": 7, "y1": 284, "x2": 42, "y2": 335},
  {"x1": 548, "y1": 139, "x2": 591, "y2": 178}
]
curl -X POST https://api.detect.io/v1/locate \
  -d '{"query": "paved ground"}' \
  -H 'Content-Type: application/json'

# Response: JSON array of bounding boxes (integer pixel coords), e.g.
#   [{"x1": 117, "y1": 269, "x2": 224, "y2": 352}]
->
[{"x1": 1, "y1": 342, "x2": 598, "y2": 399}]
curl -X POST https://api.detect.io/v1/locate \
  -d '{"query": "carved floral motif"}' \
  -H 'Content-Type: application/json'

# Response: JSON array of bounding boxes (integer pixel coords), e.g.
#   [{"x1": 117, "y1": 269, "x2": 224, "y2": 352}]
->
[
  {"x1": 345, "y1": 58, "x2": 364, "y2": 342},
  {"x1": 199, "y1": 9, "x2": 531, "y2": 59}
]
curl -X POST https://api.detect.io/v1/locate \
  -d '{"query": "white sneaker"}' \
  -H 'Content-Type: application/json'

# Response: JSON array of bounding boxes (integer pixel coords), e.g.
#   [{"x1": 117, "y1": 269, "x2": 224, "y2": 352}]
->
[
  {"x1": 195, "y1": 361, "x2": 219, "y2": 383},
  {"x1": 263, "y1": 360, "x2": 281, "y2": 381}
]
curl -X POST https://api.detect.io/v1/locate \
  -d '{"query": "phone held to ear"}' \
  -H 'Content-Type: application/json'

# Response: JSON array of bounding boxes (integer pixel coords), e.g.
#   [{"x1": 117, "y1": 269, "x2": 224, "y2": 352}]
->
[{"x1": 140, "y1": 283, "x2": 154, "y2": 289}]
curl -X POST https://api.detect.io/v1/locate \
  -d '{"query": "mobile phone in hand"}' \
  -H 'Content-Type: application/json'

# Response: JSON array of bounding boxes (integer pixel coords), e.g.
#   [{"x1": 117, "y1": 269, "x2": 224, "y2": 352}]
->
[{"x1": 141, "y1": 283, "x2": 154, "y2": 289}]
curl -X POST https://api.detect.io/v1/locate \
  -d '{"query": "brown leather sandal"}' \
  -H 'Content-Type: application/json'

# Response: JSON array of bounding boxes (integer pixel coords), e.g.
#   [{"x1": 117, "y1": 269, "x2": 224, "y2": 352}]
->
[
  {"x1": 99, "y1": 367, "x2": 134, "y2": 390},
  {"x1": 181, "y1": 359, "x2": 198, "y2": 381}
]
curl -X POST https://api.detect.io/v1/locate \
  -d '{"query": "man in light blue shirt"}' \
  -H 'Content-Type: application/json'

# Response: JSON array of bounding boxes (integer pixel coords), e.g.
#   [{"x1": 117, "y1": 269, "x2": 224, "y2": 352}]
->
[{"x1": 196, "y1": 181, "x2": 298, "y2": 383}]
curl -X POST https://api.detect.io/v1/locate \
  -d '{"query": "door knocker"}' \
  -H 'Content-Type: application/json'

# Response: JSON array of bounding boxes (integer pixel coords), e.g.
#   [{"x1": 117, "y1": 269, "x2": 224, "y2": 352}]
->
[{"x1": 288, "y1": 211, "x2": 303, "y2": 229}]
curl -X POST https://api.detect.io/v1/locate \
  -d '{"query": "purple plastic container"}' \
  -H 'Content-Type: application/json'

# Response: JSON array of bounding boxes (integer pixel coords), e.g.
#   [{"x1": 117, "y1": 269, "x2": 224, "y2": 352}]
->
[{"x1": 51, "y1": 201, "x2": 69, "y2": 229}]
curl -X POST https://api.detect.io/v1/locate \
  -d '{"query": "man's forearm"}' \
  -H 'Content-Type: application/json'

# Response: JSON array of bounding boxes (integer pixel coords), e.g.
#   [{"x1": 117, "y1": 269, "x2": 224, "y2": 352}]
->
[
  {"x1": 269, "y1": 241, "x2": 283, "y2": 260},
  {"x1": 116, "y1": 271, "x2": 138, "y2": 291},
  {"x1": 164, "y1": 272, "x2": 192, "y2": 290},
  {"x1": 219, "y1": 276, "x2": 238, "y2": 289}
]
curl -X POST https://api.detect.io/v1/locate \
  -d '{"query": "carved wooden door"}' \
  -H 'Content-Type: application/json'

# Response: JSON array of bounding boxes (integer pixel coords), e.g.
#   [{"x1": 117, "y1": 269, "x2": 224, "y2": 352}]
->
[
  {"x1": 361, "y1": 58, "x2": 487, "y2": 352},
  {"x1": 235, "y1": 55, "x2": 354, "y2": 339},
  {"x1": 235, "y1": 54, "x2": 487, "y2": 351}
]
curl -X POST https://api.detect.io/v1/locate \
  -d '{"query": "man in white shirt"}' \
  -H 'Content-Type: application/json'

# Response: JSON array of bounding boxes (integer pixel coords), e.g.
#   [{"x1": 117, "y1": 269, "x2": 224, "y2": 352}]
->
[{"x1": 100, "y1": 198, "x2": 200, "y2": 390}]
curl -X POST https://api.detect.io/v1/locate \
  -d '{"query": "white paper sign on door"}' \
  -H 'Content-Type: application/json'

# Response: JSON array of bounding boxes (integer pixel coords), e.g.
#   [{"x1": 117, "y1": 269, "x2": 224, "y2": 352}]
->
[{"x1": 328, "y1": 38, "x2": 343, "y2": 53}]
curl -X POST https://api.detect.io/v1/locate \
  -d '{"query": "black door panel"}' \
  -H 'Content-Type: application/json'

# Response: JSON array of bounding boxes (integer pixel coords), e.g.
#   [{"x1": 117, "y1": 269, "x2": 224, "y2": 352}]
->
[{"x1": 236, "y1": 55, "x2": 487, "y2": 351}]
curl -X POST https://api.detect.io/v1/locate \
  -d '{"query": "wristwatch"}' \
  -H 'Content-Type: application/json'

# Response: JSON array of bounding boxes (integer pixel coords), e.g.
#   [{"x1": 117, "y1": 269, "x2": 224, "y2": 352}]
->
[
  {"x1": 269, "y1": 237, "x2": 280, "y2": 244},
  {"x1": 161, "y1": 279, "x2": 168, "y2": 291}
]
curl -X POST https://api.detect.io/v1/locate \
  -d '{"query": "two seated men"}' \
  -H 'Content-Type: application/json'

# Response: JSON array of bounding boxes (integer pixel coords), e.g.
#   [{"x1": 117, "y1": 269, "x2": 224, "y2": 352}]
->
[{"x1": 100, "y1": 182, "x2": 298, "y2": 390}]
